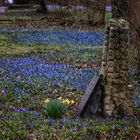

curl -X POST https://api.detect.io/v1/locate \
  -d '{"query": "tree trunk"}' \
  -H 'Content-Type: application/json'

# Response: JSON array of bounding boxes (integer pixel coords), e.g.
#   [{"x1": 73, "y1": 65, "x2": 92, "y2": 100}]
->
[
  {"x1": 129, "y1": 0, "x2": 140, "y2": 71},
  {"x1": 106, "y1": 0, "x2": 111, "y2": 6},
  {"x1": 112, "y1": 0, "x2": 120, "y2": 18},
  {"x1": 0, "y1": 0, "x2": 6, "y2": 6},
  {"x1": 99, "y1": 0, "x2": 106, "y2": 25},
  {"x1": 88, "y1": 0, "x2": 106, "y2": 25},
  {"x1": 112, "y1": 0, "x2": 128, "y2": 18},
  {"x1": 37, "y1": 0, "x2": 47, "y2": 13},
  {"x1": 0, "y1": 0, "x2": 7, "y2": 14}
]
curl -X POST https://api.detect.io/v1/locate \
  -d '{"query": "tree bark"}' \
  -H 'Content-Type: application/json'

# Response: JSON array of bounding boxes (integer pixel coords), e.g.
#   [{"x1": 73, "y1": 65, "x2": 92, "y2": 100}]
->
[
  {"x1": 0, "y1": 0, "x2": 6, "y2": 6},
  {"x1": 87, "y1": 0, "x2": 106, "y2": 25},
  {"x1": 99, "y1": 0, "x2": 106, "y2": 25},
  {"x1": 37, "y1": 0, "x2": 47, "y2": 13},
  {"x1": 106, "y1": 0, "x2": 111, "y2": 6},
  {"x1": 129, "y1": 0, "x2": 140, "y2": 71},
  {"x1": 112, "y1": 0, "x2": 128, "y2": 18}
]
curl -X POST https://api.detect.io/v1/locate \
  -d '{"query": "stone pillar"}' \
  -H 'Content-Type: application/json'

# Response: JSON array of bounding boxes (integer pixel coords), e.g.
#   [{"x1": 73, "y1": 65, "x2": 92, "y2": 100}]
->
[{"x1": 100, "y1": 19, "x2": 134, "y2": 116}]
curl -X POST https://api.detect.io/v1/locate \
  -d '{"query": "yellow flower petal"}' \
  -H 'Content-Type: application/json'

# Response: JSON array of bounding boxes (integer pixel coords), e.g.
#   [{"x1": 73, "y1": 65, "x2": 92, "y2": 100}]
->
[
  {"x1": 62, "y1": 99, "x2": 70, "y2": 105},
  {"x1": 71, "y1": 100, "x2": 75, "y2": 104},
  {"x1": 44, "y1": 99, "x2": 50, "y2": 103}
]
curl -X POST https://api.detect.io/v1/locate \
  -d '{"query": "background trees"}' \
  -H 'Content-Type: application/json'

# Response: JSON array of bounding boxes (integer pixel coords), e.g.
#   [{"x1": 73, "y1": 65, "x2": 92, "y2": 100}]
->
[
  {"x1": 37, "y1": 0, "x2": 47, "y2": 13},
  {"x1": 112, "y1": 0, "x2": 128, "y2": 18},
  {"x1": 111, "y1": 0, "x2": 140, "y2": 70},
  {"x1": 129, "y1": 0, "x2": 140, "y2": 70}
]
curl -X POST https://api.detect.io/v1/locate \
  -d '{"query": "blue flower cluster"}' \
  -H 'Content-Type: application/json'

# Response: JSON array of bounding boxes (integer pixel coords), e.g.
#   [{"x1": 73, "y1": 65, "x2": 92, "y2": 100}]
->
[
  {"x1": 47, "y1": 5, "x2": 86, "y2": 10},
  {"x1": 47, "y1": 5, "x2": 112, "y2": 11},
  {"x1": 4, "y1": 109, "x2": 44, "y2": 130},
  {"x1": 0, "y1": 28, "x2": 104, "y2": 46},
  {"x1": 0, "y1": 56, "x2": 98, "y2": 92}
]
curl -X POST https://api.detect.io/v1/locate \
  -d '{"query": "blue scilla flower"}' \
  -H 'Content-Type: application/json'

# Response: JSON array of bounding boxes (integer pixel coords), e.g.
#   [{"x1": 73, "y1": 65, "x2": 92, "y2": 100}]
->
[
  {"x1": 34, "y1": 111, "x2": 40, "y2": 116},
  {"x1": 49, "y1": 119, "x2": 55, "y2": 125},
  {"x1": 0, "y1": 28, "x2": 104, "y2": 46},
  {"x1": 14, "y1": 107, "x2": 30, "y2": 112},
  {"x1": 0, "y1": 55, "x2": 98, "y2": 93},
  {"x1": 1, "y1": 89, "x2": 6, "y2": 94}
]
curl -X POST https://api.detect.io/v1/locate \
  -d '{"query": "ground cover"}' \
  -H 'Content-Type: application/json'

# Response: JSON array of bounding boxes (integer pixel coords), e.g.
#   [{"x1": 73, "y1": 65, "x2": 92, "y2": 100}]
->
[
  {"x1": 0, "y1": 9, "x2": 140, "y2": 140},
  {"x1": 0, "y1": 27, "x2": 140, "y2": 140},
  {"x1": 0, "y1": 28, "x2": 103, "y2": 67},
  {"x1": 0, "y1": 8, "x2": 112, "y2": 29}
]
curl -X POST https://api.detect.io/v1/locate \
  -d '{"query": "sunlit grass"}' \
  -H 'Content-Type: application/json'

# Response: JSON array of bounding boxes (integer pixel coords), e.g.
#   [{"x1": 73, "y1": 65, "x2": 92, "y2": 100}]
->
[{"x1": 0, "y1": 37, "x2": 33, "y2": 55}]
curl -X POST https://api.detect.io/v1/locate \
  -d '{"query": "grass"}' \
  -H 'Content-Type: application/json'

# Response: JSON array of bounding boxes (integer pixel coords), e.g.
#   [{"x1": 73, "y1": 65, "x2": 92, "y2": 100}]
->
[
  {"x1": 0, "y1": 29, "x2": 103, "y2": 67},
  {"x1": 43, "y1": 99, "x2": 67, "y2": 119},
  {"x1": 0, "y1": 33, "x2": 33, "y2": 56}
]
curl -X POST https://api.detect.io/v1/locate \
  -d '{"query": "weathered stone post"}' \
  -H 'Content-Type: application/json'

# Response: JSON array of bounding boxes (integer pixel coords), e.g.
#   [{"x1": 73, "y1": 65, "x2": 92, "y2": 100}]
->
[{"x1": 100, "y1": 19, "x2": 134, "y2": 116}]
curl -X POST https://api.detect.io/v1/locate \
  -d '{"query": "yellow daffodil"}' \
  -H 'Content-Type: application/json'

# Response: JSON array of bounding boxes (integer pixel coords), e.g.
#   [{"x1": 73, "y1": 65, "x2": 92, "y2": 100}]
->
[
  {"x1": 71, "y1": 100, "x2": 75, "y2": 104},
  {"x1": 44, "y1": 99, "x2": 50, "y2": 103},
  {"x1": 62, "y1": 99, "x2": 70, "y2": 105}
]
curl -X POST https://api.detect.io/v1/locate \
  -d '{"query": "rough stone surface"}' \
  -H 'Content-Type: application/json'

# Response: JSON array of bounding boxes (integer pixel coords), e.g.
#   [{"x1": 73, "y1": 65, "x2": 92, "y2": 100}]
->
[{"x1": 100, "y1": 19, "x2": 134, "y2": 116}]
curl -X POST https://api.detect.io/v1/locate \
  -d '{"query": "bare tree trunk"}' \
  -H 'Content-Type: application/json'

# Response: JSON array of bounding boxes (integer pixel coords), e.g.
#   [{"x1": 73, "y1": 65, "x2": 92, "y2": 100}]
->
[
  {"x1": 0, "y1": 0, "x2": 5, "y2": 6},
  {"x1": 99, "y1": 0, "x2": 106, "y2": 25},
  {"x1": 129, "y1": 0, "x2": 140, "y2": 71},
  {"x1": 86, "y1": 0, "x2": 106, "y2": 25},
  {"x1": 112, "y1": 0, "x2": 119, "y2": 18},
  {"x1": 37, "y1": 0, "x2": 47, "y2": 13},
  {"x1": 112, "y1": 0, "x2": 128, "y2": 18},
  {"x1": 106, "y1": 0, "x2": 111, "y2": 6}
]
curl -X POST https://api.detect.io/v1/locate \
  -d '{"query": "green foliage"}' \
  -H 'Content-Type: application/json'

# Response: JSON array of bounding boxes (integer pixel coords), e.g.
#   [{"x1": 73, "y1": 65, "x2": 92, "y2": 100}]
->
[
  {"x1": 105, "y1": 12, "x2": 112, "y2": 23},
  {"x1": 44, "y1": 100, "x2": 67, "y2": 119},
  {"x1": 96, "y1": 122, "x2": 110, "y2": 132}
]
